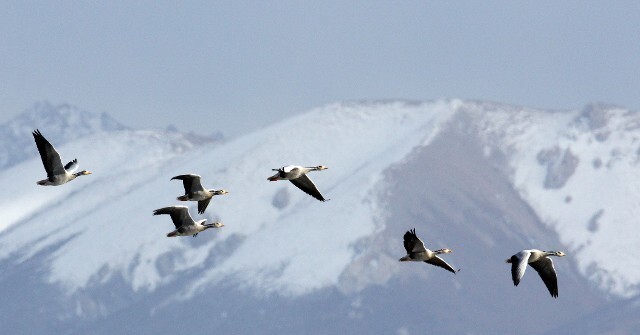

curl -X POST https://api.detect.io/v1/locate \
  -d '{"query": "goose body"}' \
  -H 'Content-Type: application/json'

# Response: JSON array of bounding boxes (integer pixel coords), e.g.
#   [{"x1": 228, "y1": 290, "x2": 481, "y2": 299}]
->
[
  {"x1": 268, "y1": 165, "x2": 328, "y2": 201},
  {"x1": 171, "y1": 174, "x2": 228, "y2": 214},
  {"x1": 153, "y1": 205, "x2": 224, "y2": 237},
  {"x1": 506, "y1": 249, "x2": 566, "y2": 298},
  {"x1": 399, "y1": 228, "x2": 458, "y2": 274},
  {"x1": 32, "y1": 129, "x2": 91, "y2": 186}
]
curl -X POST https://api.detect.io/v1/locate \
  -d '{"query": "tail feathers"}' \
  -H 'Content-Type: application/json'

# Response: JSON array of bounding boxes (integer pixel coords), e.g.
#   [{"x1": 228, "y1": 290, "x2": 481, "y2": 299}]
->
[
  {"x1": 176, "y1": 195, "x2": 189, "y2": 201},
  {"x1": 167, "y1": 231, "x2": 178, "y2": 237}
]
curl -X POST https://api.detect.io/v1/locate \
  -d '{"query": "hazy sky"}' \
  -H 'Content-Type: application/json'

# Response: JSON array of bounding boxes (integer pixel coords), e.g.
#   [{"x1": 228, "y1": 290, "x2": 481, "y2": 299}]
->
[{"x1": 2, "y1": 1, "x2": 640, "y2": 136}]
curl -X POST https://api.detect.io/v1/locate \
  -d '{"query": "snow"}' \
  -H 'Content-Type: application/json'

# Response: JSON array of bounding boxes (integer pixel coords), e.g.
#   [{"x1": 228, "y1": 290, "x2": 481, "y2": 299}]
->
[
  {"x1": 0, "y1": 100, "x2": 458, "y2": 297},
  {"x1": 476, "y1": 105, "x2": 640, "y2": 297},
  {"x1": 1, "y1": 99, "x2": 639, "y2": 299}
]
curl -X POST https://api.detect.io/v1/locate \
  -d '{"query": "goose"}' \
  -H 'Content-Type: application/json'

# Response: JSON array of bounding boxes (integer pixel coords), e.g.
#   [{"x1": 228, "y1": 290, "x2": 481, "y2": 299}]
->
[
  {"x1": 32, "y1": 129, "x2": 92, "y2": 186},
  {"x1": 268, "y1": 165, "x2": 328, "y2": 201},
  {"x1": 153, "y1": 205, "x2": 224, "y2": 237},
  {"x1": 171, "y1": 174, "x2": 228, "y2": 214},
  {"x1": 399, "y1": 228, "x2": 459, "y2": 274},
  {"x1": 506, "y1": 249, "x2": 566, "y2": 298}
]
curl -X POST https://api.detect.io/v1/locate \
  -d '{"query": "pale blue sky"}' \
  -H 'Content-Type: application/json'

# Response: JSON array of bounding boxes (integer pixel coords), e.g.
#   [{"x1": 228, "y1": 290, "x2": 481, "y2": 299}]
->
[{"x1": 2, "y1": 1, "x2": 640, "y2": 136}]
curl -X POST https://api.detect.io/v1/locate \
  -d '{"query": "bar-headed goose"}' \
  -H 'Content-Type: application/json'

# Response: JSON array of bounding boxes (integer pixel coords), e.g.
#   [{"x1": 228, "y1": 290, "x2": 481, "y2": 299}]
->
[
  {"x1": 506, "y1": 249, "x2": 566, "y2": 298},
  {"x1": 32, "y1": 129, "x2": 91, "y2": 186},
  {"x1": 268, "y1": 165, "x2": 328, "y2": 201},
  {"x1": 399, "y1": 228, "x2": 459, "y2": 274},
  {"x1": 171, "y1": 174, "x2": 228, "y2": 214},
  {"x1": 153, "y1": 205, "x2": 224, "y2": 237}
]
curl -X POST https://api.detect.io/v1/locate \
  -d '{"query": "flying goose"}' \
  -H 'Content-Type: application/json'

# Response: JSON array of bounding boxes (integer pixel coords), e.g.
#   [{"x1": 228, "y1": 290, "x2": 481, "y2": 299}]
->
[
  {"x1": 268, "y1": 165, "x2": 328, "y2": 201},
  {"x1": 32, "y1": 129, "x2": 92, "y2": 186},
  {"x1": 153, "y1": 205, "x2": 224, "y2": 237},
  {"x1": 506, "y1": 249, "x2": 566, "y2": 298},
  {"x1": 399, "y1": 228, "x2": 459, "y2": 274},
  {"x1": 171, "y1": 174, "x2": 228, "y2": 214}
]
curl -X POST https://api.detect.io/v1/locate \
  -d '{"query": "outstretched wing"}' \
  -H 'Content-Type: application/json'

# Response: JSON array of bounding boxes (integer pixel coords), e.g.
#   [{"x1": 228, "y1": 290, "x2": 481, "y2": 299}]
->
[
  {"x1": 32, "y1": 129, "x2": 66, "y2": 178},
  {"x1": 403, "y1": 229, "x2": 427, "y2": 254},
  {"x1": 425, "y1": 256, "x2": 458, "y2": 274},
  {"x1": 197, "y1": 199, "x2": 211, "y2": 214},
  {"x1": 153, "y1": 206, "x2": 195, "y2": 228},
  {"x1": 289, "y1": 174, "x2": 326, "y2": 201},
  {"x1": 171, "y1": 174, "x2": 205, "y2": 193},
  {"x1": 510, "y1": 251, "x2": 531, "y2": 286},
  {"x1": 529, "y1": 257, "x2": 559, "y2": 298}
]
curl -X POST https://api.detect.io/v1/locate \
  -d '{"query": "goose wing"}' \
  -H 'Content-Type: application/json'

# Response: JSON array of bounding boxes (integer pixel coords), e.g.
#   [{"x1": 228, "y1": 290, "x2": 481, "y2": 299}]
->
[
  {"x1": 425, "y1": 256, "x2": 458, "y2": 274},
  {"x1": 403, "y1": 229, "x2": 427, "y2": 254},
  {"x1": 32, "y1": 129, "x2": 66, "y2": 178},
  {"x1": 197, "y1": 199, "x2": 211, "y2": 214},
  {"x1": 64, "y1": 159, "x2": 79, "y2": 173},
  {"x1": 171, "y1": 174, "x2": 205, "y2": 193},
  {"x1": 529, "y1": 257, "x2": 559, "y2": 298},
  {"x1": 510, "y1": 250, "x2": 531, "y2": 286},
  {"x1": 289, "y1": 174, "x2": 326, "y2": 201},
  {"x1": 153, "y1": 206, "x2": 196, "y2": 228}
]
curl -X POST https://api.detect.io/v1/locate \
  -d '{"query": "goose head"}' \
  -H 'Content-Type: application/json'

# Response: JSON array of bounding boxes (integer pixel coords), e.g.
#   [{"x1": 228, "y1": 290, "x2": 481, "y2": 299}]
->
[
  {"x1": 204, "y1": 222, "x2": 225, "y2": 229},
  {"x1": 435, "y1": 248, "x2": 452, "y2": 254}
]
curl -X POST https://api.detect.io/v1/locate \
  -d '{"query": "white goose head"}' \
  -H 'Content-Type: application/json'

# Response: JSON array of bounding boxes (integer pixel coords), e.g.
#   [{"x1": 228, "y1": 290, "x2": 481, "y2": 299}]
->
[{"x1": 204, "y1": 222, "x2": 225, "y2": 229}]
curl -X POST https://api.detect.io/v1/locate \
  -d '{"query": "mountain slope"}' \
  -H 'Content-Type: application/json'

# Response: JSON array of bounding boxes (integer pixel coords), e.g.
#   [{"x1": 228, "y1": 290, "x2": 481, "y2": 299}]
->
[{"x1": 469, "y1": 101, "x2": 640, "y2": 297}]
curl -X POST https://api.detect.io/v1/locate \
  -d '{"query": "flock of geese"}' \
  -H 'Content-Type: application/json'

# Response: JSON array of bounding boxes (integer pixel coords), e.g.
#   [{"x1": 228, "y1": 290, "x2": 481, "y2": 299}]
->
[{"x1": 31, "y1": 129, "x2": 567, "y2": 298}]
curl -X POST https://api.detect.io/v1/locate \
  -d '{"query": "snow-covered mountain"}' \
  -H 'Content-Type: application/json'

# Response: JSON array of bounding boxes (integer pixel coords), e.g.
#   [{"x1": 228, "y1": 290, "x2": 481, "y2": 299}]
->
[{"x1": 0, "y1": 100, "x2": 638, "y2": 334}]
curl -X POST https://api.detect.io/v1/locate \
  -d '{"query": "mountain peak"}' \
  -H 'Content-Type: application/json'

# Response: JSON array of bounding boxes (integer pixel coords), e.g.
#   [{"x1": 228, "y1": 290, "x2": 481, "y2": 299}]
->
[
  {"x1": 8, "y1": 101, "x2": 126, "y2": 134},
  {"x1": 0, "y1": 101, "x2": 126, "y2": 170}
]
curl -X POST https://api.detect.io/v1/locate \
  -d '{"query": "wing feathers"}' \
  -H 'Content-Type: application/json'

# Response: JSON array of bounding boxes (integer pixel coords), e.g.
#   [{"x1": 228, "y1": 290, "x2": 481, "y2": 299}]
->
[
  {"x1": 171, "y1": 174, "x2": 205, "y2": 193},
  {"x1": 425, "y1": 256, "x2": 458, "y2": 274},
  {"x1": 197, "y1": 199, "x2": 211, "y2": 214},
  {"x1": 32, "y1": 129, "x2": 66, "y2": 177},
  {"x1": 530, "y1": 258, "x2": 559, "y2": 298},
  {"x1": 153, "y1": 206, "x2": 195, "y2": 228},
  {"x1": 64, "y1": 159, "x2": 79, "y2": 173},
  {"x1": 402, "y1": 229, "x2": 427, "y2": 254},
  {"x1": 289, "y1": 174, "x2": 326, "y2": 201}
]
